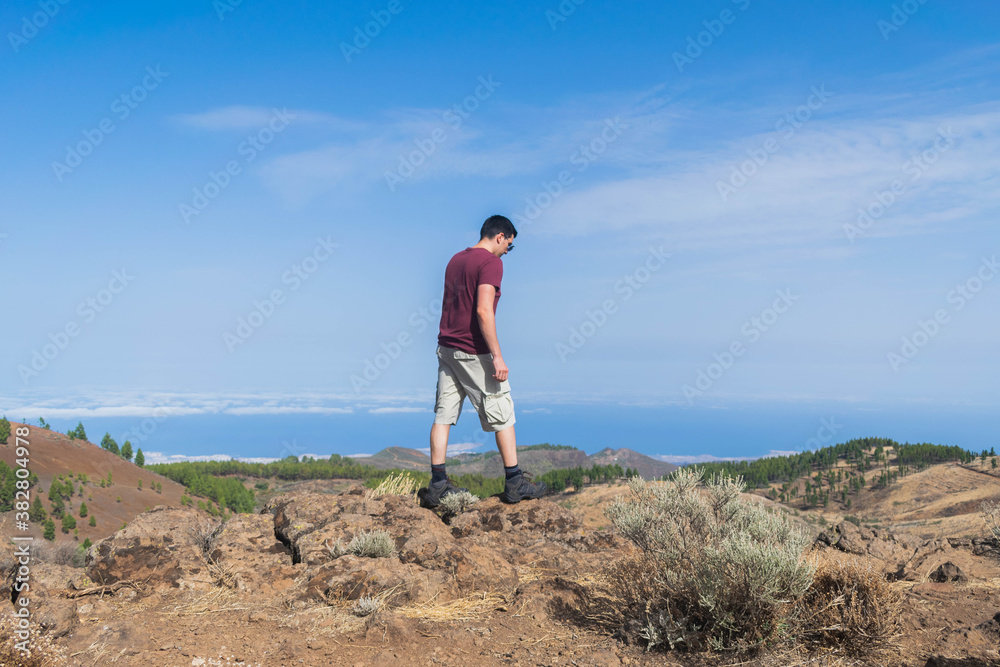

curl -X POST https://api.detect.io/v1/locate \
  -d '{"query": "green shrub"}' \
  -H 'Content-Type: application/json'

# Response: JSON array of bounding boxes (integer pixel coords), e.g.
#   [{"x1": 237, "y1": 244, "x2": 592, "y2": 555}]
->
[{"x1": 598, "y1": 468, "x2": 814, "y2": 653}]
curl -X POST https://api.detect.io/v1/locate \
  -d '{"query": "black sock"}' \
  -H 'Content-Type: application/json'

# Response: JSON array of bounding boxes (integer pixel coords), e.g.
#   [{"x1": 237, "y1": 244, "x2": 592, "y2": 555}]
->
[
  {"x1": 505, "y1": 464, "x2": 521, "y2": 480},
  {"x1": 431, "y1": 464, "x2": 447, "y2": 484}
]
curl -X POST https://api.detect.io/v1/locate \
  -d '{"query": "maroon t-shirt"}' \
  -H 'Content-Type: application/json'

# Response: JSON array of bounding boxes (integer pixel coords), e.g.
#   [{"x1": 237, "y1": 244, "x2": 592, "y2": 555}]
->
[{"x1": 437, "y1": 247, "x2": 503, "y2": 355}]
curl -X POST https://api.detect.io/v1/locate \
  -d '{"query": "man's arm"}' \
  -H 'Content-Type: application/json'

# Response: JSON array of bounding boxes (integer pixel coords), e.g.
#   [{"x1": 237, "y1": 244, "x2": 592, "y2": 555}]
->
[{"x1": 476, "y1": 283, "x2": 508, "y2": 381}]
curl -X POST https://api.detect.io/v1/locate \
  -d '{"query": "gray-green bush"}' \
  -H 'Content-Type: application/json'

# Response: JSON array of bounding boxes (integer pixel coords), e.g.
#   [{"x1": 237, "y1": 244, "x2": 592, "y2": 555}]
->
[
  {"x1": 601, "y1": 468, "x2": 815, "y2": 653},
  {"x1": 438, "y1": 490, "x2": 479, "y2": 515},
  {"x1": 328, "y1": 528, "x2": 395, "y2": 559}
]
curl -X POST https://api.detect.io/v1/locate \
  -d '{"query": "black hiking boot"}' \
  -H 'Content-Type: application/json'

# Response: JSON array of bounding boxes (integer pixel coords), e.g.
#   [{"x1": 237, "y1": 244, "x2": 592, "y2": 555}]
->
[
  {"x1": 500, "y1": 471, "x2": 548, "y2": 503},
  {"x1": 419, "y1": 477, "x2": 468, "y2": 509}
]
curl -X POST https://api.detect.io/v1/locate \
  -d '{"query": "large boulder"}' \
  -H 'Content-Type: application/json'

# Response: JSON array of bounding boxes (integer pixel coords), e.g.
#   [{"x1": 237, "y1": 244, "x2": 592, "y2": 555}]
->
[
  {"x1": 267, "y1": 486, "x2": 519, "y2": 605},
  {"x1": 85, "y1": 506, "x2": 217, "y2": 592},
  {"x1": 208, "y1": 513, "x2": 304, "y2": 596}
]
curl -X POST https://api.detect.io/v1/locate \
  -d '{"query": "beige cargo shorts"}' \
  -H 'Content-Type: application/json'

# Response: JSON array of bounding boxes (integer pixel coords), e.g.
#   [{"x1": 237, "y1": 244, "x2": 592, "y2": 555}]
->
[{"x1": 433, "y1": 344, "x2": 516, "y2": 432}]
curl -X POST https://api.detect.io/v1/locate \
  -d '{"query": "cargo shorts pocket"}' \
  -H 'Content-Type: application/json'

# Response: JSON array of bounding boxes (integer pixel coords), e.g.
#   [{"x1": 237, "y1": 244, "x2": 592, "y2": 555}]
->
[{"x1": 482, "y1": 392, "x2": 514, "y2": 426}]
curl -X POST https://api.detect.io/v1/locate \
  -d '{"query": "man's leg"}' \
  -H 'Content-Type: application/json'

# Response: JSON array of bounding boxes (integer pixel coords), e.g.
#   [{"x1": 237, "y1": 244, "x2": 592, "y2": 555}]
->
[
  {"x1": 495, "y1": 424, "x2": 517, "y2": 468},
  {"x1": 430, "y1": 422, "x2": 451, "y2": 465}
]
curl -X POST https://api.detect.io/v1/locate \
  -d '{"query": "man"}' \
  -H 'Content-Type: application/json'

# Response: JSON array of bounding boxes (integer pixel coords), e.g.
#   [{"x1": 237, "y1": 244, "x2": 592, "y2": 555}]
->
[{"x1": 421, "y1": 214, "x2": 547, "y2": 507}]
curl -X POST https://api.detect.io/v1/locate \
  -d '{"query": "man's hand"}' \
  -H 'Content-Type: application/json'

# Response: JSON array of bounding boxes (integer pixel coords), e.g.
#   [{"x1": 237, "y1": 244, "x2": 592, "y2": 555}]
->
[{"x1": 492, "y1": 355, "x2": 509, "y2": 382}]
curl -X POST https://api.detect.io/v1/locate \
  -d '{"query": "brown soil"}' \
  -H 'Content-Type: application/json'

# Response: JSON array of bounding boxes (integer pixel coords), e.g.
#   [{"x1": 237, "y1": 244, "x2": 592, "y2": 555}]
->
[{"x1": 2, "y1": 435, "x2": 1000, "y2": 666}]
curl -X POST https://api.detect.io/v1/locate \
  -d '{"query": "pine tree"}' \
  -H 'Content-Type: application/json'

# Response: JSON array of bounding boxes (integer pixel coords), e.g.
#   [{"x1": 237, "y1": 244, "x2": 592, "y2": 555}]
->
[
  {"x1": 121, "y1": 440, "x2": 133, "y2": 462},
  {"x1": 72, "y1": 421, "x2": 87, "y2": 441},
  {"x1": 43, "y1": 519, "x2": 56, "y2": 541},
  {"x1": 29, "y1": 496, "x2": 47, "y2": 523},
  {"x1": 88, "y1": 515, "x2": 97, "y2": 527},
  {"x1": 100, "y1": 433, "x2": 118, "y2": 452},
  {"x1": 61, "y1": 513, "x2": 76, "y2": 533},
  {"x1": 0, "y1": 416, "x2": 10, "y2": 445},
  {"x1": 135, "y1": 449, "x2": 145, "y2": 467},
  {"x1": 79, "y1": 502, "x2": 88, "y2": 517}
]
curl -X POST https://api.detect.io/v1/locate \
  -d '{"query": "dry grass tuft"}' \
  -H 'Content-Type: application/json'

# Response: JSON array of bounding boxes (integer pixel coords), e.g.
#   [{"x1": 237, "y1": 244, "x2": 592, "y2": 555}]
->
[
  {"x1": 981, "y1": 499, "x2": 1000, "y2": 540},
  {"x1": 395, "y1": 590, "x2": 509, "y2": 622},
  {"x1": 796, "y1": 553, "x2": 902, "y2": 658},
  {"x1": 161, "y1": 585, "x2": 254, "y2": 616},
  {"x1": 365, "y1": 472, "x2": 418, "y2": 503},
  {"x1": 572, "y1": 551, "x2": 664, "y2": 644}
]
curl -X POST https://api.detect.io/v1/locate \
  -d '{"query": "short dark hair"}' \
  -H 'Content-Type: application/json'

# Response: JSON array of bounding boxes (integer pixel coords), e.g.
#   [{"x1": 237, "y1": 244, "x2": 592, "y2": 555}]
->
[{"x1": 480, "y1": 214, "x2": 517, "y2": 241}]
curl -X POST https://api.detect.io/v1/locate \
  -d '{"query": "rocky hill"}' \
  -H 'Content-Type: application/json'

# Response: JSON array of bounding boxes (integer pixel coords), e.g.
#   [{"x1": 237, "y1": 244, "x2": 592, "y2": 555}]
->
[{"x1": 4, "y1": 472, "x2": 1000, "y2": 666}]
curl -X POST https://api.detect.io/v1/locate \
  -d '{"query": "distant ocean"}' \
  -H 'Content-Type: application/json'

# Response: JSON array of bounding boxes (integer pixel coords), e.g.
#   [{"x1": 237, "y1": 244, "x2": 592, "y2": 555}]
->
[{"x1": 27, "y1": 401, "x2": 997, "y2": 465}]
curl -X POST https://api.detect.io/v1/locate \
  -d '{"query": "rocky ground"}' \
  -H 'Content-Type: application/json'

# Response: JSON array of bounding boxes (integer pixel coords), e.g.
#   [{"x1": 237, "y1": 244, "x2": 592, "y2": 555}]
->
[{"x1": 3, "y1": 481, "x2": 1000, "y2": 666}]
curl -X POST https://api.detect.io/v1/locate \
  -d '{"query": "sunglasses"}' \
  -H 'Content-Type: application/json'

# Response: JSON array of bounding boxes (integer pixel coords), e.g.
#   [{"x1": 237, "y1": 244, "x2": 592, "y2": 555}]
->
[{"x1": 505, "y1": 236, "x2": 515, "y2": 252}]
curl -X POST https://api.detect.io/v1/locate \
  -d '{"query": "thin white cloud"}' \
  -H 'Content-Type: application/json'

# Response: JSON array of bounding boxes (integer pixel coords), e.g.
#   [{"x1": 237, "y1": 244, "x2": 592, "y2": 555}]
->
[
  {"x1": 367, "y1": 407, "x2": 428, "y2": 414},
  {"x1": 171, "y1": 105, "x2": 362, "y2": 131},
  {"x1": 416, "y1": 441, "x2": 488, "y2": 456},
  {"x1": 535, "y1": 109, "x2": 1000, "y2": 250},
  {"x1": 655, "y1": 454, "x2": 757, "y2": 464},
  {"x1": 143, "y1": 451, "x2": 331, "y2": 465},
  {"x1": 0, "y1": 405, "x2": 209, "y2": 419},
  {"x1": 222, "y1": 406, "x2": 353, "y2": 415},
  {"x1": 255, "y1": 87, "x2": 670, "y2": 204},
  {"x1": 655, "y1": 449, "x2": 808, "y2": 464}
]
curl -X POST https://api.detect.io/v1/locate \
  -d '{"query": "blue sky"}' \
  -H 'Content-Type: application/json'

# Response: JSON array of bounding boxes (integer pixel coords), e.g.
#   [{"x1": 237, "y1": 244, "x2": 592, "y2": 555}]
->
[{"x1": 1, "y1": 0, "x2": 998, "y2": 452}]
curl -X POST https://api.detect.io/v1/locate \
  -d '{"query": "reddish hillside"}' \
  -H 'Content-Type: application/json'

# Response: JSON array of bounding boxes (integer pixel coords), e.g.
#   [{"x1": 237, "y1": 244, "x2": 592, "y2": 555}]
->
[{"x1": 0, "y1": 422, "x2": 192, "y2": 545}]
